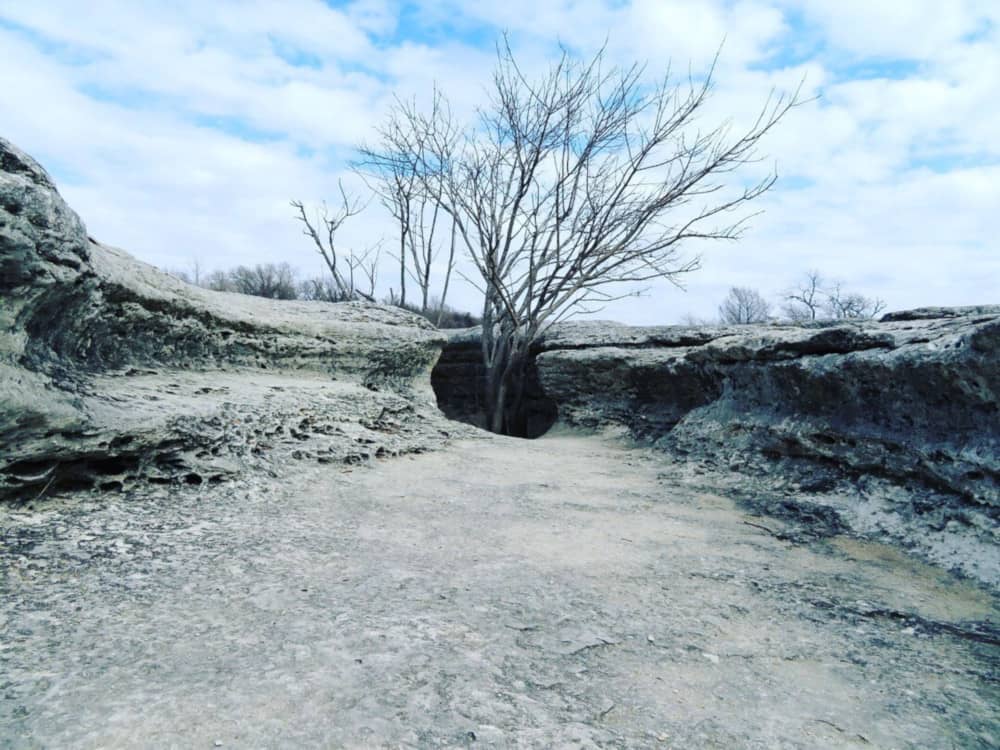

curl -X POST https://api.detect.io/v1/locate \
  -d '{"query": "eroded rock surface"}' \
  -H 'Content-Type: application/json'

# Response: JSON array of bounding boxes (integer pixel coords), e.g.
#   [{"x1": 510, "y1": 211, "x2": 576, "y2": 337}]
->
[
  {"x1": 1, "y1": 137, "x2": 454, "y2": 500},
  {"x1": 2, "y1": 433, "x2": 997, "y2": 748},
  {"x1": 1, "y1": 138, "x2": 998, "y2": 748},
  {"x1": 534, "y1": 314, "x2": 1000, "y2": 585}
]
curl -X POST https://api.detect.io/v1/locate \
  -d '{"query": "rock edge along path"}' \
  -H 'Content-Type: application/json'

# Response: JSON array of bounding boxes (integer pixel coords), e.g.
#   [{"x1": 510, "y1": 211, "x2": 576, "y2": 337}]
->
[
  {"x1": 1, "y1": 134, "x2": 448, "y2": 500},
  {"x1": 2, "y1": 431, "x2": 997, "y2": 749},
  {"x1": 434, "y1": 310, "x2": 1000, "y2": 588}
]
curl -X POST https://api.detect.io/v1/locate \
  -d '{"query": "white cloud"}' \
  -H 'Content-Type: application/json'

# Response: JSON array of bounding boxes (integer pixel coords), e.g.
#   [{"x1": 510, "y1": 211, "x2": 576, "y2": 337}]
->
[
  {"x1": 619, "y1": 0, "x2": 787, "y2": 71},
  {"x1": 786, "y1": 0, "x2": 988, "y2": 60}
]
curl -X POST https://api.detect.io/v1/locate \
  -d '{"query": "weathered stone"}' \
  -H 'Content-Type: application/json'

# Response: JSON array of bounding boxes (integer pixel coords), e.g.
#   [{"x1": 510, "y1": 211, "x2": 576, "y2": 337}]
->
[
  {"x1": 4, "y1": 133, "x2": 997, "y2": 587},
  {"x1": 533, "y1": 314, "x2": 1000, "y2": 584},
  {"x1": 0, "y1": 136, "x2": 454, "y2": 499},
  {"x1": 1, "y1": 139, "x2": 998, "y2": 748},
  {"x1": 3, "y1": 432, "x2": 996, "y2": 747}
]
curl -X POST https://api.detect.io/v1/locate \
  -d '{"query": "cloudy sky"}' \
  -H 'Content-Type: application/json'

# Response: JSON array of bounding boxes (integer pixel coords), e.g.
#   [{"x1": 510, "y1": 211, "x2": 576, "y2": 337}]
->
[{"x1": 1, "y1": 1, "x2": 996, "y2": 323}]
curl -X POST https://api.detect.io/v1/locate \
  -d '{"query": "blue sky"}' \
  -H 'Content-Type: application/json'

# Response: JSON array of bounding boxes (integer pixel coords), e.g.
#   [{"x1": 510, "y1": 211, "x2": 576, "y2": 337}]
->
[{"x1": 1, "y1": 0, "x2": 997, "y2": 322}]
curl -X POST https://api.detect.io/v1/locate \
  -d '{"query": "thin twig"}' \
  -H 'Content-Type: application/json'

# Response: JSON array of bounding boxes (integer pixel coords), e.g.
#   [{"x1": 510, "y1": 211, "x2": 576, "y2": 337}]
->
[
  {"x1": 31, "y1": 464, "x2": 59, "y2": 503},
  {"x1": 742, "y1": 520, "x2": 783, "y2": 538}
]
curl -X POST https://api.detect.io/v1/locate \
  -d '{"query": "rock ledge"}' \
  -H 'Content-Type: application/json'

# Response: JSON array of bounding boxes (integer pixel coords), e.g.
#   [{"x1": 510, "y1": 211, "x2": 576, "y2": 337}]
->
[{"x1": 1, "y1": 137, "x2": 453, "y2": 499}]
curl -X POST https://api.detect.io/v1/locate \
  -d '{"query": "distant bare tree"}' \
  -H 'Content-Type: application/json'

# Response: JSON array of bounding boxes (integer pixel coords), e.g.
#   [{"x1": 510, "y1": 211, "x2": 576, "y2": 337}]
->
[
  {"x1": 679, "y1": 312, "x2": 717, "y2": 326},
  {"x1": 824, "y1": 282, "x2": 886, "y2": 320},
  {"x1": 291, "y1": 184, "x2": 380, "y2": 302},
  {"x1": 783, "y1": 269, "x2": 825, "y2": 321},
  {"x1": 166, "y1": 259, "x2": 203, "y2": 286},
  {"x1": 362, "y1": 38, "x2": 801, "y2": 434},
  {"x1": 719, "y1": 287, "x2": 772, "y2": 324},
  {"x1": 167, "y1": 268, "x2": 194, "y2": 284},
  {"x1": 203, "y1": 269, "x2": 234, "y2": 292},
  {"x1": 782, "y1": 270, "x2": 886, "y2": 322},
  {"x1": 393, "y1": 295, "x2": 482, "y2": 329},
  {"x1": 229, "y1": 263, "x2": 299, "y2": 299},
  {"x1": 358, "y1": 113, "x2": 416, "y2": 307},
  {"x1": 297, "y1": 275, "x2": 351, "y2": 302}
]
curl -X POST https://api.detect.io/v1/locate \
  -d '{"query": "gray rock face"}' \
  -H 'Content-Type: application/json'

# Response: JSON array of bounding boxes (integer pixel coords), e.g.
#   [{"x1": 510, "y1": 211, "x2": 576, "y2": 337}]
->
[
  {"x1": 0, "y1": 137, "x2": 453, "y2": 499},
  {"x1": 533, "y1": 314, "x2": 1000, "y2": 585}
]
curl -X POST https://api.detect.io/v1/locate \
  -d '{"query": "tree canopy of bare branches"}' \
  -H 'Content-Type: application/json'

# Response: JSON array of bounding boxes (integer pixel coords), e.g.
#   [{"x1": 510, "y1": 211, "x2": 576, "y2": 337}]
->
[
  {"x1": 227, "y1": 262, "x2": 299, "y2": 300},
  {"x1": 291, "y1": 184, "x2": 380, "y2": 302},
  {"x1": 359, "y1": 39, "x2": 801, "y2": 435},
  {"x1": 719, "y1": 286, "x2": 772, "y2": 324},
  {"x1": 357, "y1": 99, "x2": 459, "y2": 325},
  {"x1": 782, "y1": 269, "x2": 825, "y2": 321},
  {"x1": 783, "y1": 270, "x2": 886, "y2": 322},
  {"x1": 824, "y1": 281, "x2": 886, "y2": 320}
]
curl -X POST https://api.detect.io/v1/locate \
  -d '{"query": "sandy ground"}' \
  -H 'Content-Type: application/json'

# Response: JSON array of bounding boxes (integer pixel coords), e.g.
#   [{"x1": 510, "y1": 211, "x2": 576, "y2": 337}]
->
[{"x1": 1, "y1": 430, "x2": 997, "y2": 748}]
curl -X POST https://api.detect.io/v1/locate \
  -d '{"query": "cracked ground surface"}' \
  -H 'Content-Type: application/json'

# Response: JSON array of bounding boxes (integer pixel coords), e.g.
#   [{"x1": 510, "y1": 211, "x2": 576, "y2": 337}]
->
[{"x1": 1, "y1": 431, "x2": 998, "y2": 748}]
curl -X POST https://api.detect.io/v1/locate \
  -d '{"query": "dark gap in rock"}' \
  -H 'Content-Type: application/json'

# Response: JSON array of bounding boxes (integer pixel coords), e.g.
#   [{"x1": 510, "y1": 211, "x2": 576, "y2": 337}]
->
[
  {"x1": 89, "y1": 456, "x2": 139, "y2": 475},
  {"x1": 55, "y1": 476, "x2": 96, "y2": 493},
  {"x1": 431, "y1": 336, "x2": 558, "y2": 439},
  {"x1": 519, "y1": 358, "x2": 560, "y2": 439},
  {"x1": 6, "y1": 458, "x2": 57, "y2": 479}
]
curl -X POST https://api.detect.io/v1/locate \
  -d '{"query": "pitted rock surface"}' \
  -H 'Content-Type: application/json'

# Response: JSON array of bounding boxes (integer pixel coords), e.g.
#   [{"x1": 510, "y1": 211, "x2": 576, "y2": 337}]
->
[
  {"x1": 1, "y1": 136, "x2": 454, "y2": 500},
  {"x1": 2, "y1": 433, "x2": 997, "y2": 748}
]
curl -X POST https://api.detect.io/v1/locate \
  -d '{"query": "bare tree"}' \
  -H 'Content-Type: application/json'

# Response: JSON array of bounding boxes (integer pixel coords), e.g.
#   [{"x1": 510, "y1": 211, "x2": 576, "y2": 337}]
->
[
  {"x1": 824, "y1": 282, "x2": 886, "y2": 320},
  {"x1": 783, "y1": 269, "x2": 825, "y2": 321},
  {"x1": 298, "y1": 275, "x2": 351, "y2": 302},
  {"x1": 362, "y1": 39, "x2": 801, "y2": 435},
  {"x1": 782, "y1": 270, "x2": 886, "y2": 322},
  {"x1": 678, "y1": 312, "x2": 716, "y2": 326},
  {"x1": 718, "y1": 286, "x2": 772, "y2": 324},
  {"x1": 291, "y1": 184, "x2": 380, "y2": 302},
  {"x1": 167, "y1": 268, "x2": 194, "y2": 284},
  {"x1": 166, "y1": 259, "x2": 203, "y2": 286},
  {"x1": 357, "y1": 103, "x2": 458, "y2": 322},
  {"x1": 203, "y1": 269, "x2": 234, "y2": 292},
  {"x1": 434, "y1": 219, "x2": 458, "y2": 327},
  {"x1": 228, "y1": 263, "x2": 299, "y2": 299},
  {"x1": 189, "y1": 258, "x2": 203, "y2": 287},
  {"x1": 358, "y1": 115, "x2": 416, "y2": 307}
]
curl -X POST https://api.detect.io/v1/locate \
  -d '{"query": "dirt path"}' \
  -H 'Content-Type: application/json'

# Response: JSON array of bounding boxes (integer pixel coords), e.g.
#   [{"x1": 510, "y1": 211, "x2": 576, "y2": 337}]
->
[{"x1": 1, "y1": 431, "x2": 997, "y2": 748}]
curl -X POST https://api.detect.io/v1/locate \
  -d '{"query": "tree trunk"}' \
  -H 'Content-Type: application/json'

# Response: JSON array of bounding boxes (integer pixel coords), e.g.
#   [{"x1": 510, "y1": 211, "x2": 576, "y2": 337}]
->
[
  {"x1": 436, "y1": 218, "x2": 456, "y2": 327},
  {"x1": 482, "y1": 327, "x2": 532, "y2": 437},
  {"x1": 398, "y1": 224, "x2": 407, "y2": 307},
  {"x1": 504, "y1": 352, "x2": 530, "y2": 437},
  {"x1": 489, "y1": 373, "x2": 508, "y2": 434}
]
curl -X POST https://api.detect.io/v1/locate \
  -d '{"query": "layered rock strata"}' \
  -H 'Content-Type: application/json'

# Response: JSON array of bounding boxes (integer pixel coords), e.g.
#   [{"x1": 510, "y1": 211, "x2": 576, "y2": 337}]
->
[
  {"x1": 432, "y1": 311, "x2": 998, "y2": 583},
  {"x1": 533, "y1": 314, "x2": 999, "y2": 584},
  {"x1": 0, "y1": 137, "x2": 451, "y2": 499}
]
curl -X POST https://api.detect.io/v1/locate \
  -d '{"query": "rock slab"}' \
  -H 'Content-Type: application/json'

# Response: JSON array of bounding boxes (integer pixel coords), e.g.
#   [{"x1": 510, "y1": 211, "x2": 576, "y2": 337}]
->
[
  {"x1": 534, "y1": 314, "x2": 1000, "y2": 585},
  {"x1": 0, "y1": 137, "x2": 452, "y2": 499}
]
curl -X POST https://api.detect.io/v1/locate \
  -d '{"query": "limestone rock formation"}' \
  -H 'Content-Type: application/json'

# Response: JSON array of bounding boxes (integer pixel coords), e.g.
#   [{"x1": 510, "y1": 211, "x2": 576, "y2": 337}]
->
[
  {"x1": 1, "y1": 137, "x2": 452, "y2": 499},
  {"x1": 4, "y1": 134, "x2": 997, "y2": 586},
  {"x1": 532, "y1": 313, "x2": 1000, "y2": 584}
]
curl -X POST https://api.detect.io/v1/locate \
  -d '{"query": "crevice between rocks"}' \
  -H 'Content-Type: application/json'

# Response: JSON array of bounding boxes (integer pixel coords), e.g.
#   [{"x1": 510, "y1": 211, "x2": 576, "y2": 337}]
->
[{"x1": 430, "y1": 335, "x2": 559, "y2": 439}]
